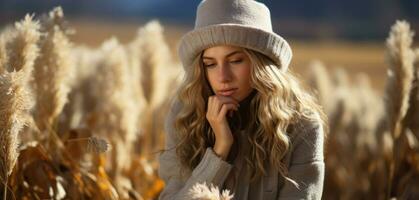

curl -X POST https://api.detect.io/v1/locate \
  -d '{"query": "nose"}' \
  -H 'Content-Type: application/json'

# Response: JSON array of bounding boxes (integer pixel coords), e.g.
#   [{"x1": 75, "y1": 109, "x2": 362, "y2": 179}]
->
[{"x1": 218, "y1": 62, "x2": 232, "y2": 83}]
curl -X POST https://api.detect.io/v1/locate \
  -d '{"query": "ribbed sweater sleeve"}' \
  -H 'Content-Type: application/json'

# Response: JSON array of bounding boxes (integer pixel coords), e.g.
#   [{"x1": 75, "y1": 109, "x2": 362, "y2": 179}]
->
[{"x1": 157, "y1": 101, "x2": 233, "y2": 200}]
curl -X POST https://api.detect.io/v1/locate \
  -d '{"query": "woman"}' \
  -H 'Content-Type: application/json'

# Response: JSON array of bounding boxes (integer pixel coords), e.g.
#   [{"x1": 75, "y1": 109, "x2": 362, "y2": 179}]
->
[{"x1": 158, "y1": 0, "x2": 328, "y2": 199}]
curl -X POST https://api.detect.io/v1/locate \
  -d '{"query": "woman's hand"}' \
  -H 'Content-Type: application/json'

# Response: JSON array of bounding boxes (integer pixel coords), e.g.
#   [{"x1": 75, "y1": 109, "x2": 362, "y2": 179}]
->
[{"x1": 206, "y1": 95, "x2": 239, "y2": 160}]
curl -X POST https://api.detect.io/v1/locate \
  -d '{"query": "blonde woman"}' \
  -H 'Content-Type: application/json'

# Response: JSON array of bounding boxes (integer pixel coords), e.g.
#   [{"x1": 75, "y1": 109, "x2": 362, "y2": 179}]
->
[{"x1": 158, "y1": 0, "x2": 328, "y2": 199}]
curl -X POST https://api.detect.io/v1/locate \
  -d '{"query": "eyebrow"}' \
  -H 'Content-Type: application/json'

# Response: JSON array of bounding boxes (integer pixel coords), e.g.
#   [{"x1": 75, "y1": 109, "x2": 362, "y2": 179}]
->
[{"x1": 202, "y1": 50, "x2": 243, "y2": 60}]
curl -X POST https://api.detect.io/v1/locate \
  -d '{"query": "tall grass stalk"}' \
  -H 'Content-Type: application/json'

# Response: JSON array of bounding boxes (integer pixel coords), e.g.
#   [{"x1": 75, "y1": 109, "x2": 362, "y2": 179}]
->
[
  {"x1": 89, "y1": 38, "x2": 142, "y2": 195},
  {"x1": 0, "y1": 14, "x2": 40, "y2": 200},
  {"x1": 33, "y1": 8, "x2": 73, "y2": 134},
  {"x1": 135, "y1": 20, "x2": 174, "y2": 105},
  {"x1": 132, "y1": 20, "x2": 181, "y2": 155},
  {"x1": 384, "y1": 20, "x2": 415, "y2": 198},
  {"x1": 0, "y1": 71, "x2": 34, "y2": 200},
  {"x1": 307, "y1": 60, "x2": 333, "y2": 114},
  {"x1": 6, "y1": 15, "x2": 40, "y2": 77},
  {"x1": 0, "y1": 35, "x2": 8, "y2": 73}
]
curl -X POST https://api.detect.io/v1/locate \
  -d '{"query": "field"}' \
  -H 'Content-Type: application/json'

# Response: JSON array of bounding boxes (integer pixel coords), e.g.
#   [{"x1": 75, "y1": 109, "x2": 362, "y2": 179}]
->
[
  {"x1": 68, "y1": 19, "x2": 388, "y2": 91},
  {"x1": 0, "y1": 7, "x2": 418, "y2": 200}
]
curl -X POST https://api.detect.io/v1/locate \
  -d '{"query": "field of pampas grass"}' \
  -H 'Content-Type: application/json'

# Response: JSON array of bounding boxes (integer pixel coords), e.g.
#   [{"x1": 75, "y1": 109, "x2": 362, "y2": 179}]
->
[{"x1": 0, "y1": 7, "x2": 418, "y2": 200}]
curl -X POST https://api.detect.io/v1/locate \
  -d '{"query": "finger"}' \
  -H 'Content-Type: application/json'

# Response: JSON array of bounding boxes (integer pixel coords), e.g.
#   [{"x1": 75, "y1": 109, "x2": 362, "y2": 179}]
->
[
  {"x1": 206, "y1": 97, "x2": 210, "y2": 111},
  {"x1": 207, "y1": 96, "x2": 216, "y2": 119},
  {"x1": 206, "y1": 96, "x2": 211, "y2": 111},
  {"x1": 215, "y1": 95, "x2": 240, "y2": 107},
  {"x1": 228, "y1": 110, "x2": 233, "y2": 118},
  {"x1": 219, "y1": 103, "x2": 238, "y2": 118},
  {"x1": 209, "y1": 96, "x2": 228, "y2": 114},
  {"x1": 209, "y1": 95, "x2": 239, "y2": 115}
]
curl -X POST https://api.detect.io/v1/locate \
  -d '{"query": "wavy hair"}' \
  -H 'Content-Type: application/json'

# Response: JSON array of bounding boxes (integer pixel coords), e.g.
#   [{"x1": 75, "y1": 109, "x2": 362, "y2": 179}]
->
[{"x1": 172, "y1": 47, "x2": 328, "y2": 184}]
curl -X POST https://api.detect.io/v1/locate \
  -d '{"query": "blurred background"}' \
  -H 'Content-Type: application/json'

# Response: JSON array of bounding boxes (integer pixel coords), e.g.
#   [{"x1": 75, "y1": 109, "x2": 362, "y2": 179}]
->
[
  {"x1": 1, "y1": 0, "x2": 418, "y2": 91},
  {"x1": 0, "y1": 1, "x2": 418, "y2": 199},
  {"x1": 2, "y1": 0, "x2": 419, "y2": 40}
]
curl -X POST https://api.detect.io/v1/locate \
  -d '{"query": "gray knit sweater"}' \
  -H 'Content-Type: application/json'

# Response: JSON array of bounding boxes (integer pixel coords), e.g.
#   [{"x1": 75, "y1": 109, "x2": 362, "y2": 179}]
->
[{"x1": 158, "y1": 100, "x2": 325, "y2": 200}]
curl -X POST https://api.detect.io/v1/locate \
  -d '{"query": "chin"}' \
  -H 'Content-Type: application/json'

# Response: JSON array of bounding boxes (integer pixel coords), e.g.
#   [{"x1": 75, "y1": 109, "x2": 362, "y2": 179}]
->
[{"x1": 234, "y1": 94, "x2": 245, "y2": 101}]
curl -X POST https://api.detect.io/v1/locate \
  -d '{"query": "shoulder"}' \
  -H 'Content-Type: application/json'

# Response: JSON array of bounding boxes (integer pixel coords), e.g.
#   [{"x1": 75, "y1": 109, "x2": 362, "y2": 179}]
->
[
  {"x1": 163, "y1": 97, "x2": 184, "y2": 143},
  {"x1": 290, "y1": 110, "x2": 323, "y2": 142},
  {"x1": 288, "y1": 111, "x2": 325, "y2": 164},
  {"x1": 165, "y1": 97, "x2": 183, "y2": 126}
]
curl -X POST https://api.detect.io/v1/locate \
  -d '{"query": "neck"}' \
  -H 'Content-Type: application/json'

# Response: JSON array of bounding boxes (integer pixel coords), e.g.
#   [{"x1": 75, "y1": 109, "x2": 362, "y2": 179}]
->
[
  {"x1": 228, "y1": 89, "x2": 257, "y2": 131},
  {"x1": 239, "y1": 89, "x2": 256, "y2": 106}
]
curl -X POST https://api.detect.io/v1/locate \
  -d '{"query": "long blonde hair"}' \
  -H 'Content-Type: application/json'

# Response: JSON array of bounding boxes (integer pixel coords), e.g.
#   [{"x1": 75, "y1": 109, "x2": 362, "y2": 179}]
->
[{"x1": 172, "y1": 47, "x2": 328, "y2": 183}]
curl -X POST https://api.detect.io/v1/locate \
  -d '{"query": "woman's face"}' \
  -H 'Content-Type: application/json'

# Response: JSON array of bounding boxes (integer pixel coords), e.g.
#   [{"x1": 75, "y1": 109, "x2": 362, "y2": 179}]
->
[{"x1": 202, "y1": 45, "x2": 253, "y2": 102}]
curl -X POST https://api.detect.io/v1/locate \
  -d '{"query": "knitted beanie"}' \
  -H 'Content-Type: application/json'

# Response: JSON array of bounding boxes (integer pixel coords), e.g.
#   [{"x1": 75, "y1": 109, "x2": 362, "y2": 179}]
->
[{"x1": 178, "y1": 0, "x2": 292, "y2": 72}]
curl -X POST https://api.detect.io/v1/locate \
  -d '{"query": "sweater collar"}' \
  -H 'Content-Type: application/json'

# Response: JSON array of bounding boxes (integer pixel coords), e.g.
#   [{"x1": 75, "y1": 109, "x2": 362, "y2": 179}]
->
[{"x1": 228, "y1": 89, "x2": 257, "y2": 131}]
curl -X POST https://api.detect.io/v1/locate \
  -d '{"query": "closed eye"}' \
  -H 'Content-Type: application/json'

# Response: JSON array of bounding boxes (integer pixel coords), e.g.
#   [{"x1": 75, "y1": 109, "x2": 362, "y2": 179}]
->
[
  {"x1": 204, "y1": 63, "x2": 215, "y2": 68},
  {"x1": 230, "y1": 59, "x2": 243, "y2": 64}
]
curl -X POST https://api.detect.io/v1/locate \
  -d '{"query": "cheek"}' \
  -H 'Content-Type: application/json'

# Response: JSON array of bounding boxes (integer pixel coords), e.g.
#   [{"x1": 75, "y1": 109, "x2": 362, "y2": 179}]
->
[
  {"x1": 205, "y1": 70, "x2": 217, "y2": 89},
  {"x1": 236, "y1": 65, "x2": 252, "y2": 88},
  {"x1": 233, "y1": 65, "x2": 252, "y2": 100}
]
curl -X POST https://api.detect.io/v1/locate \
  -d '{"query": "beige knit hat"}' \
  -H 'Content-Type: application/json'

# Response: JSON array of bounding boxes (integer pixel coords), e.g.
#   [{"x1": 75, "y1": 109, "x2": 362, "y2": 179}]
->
[{"x1": 178, "y1": 0, "x2": 292, "y2": 72}]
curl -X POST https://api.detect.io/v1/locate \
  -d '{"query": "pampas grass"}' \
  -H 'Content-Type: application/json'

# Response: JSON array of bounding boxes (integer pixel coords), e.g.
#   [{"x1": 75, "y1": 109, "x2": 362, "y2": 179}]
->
[
  {"x1": 134, "y1": 20, "x2": 174, "y2": 105},
  {"x1": 0, "y1": 15, "x2": 40, "y2": 200},
  {"x1": 317, "y1": 20, "x2": 417, "y2": 199},
  {"x1": 65, "y1": 136, "x2": 110, "y2": 153},
  {"x1": 86, "y1": 136, "x2": 111, "y2": 153},
  {"x1": 415, "y1": 49, "x2": 419, "y2": 62},
  {"x1": 129, "y1": 20, "x2": 182, "y2": 156},
  {"x1": 40, "y1": 7, "x2": 73, "y2": 36},
  {"x1": 33, "y1": 7, "x2": 73, "y2": 133},
  {"x1": 385, "y1": 20, "x2": 415, "y2": 139},
  {"x1": 353, "y1": 73, "x2": 384, "y2": 142},
  {"x1": 60, "y1": 45, "x2": 101, "y2": 132},
  {"x1": 328, "y1": 67, "x2": 353, "y2": 134},
  {"x1": 90, "y1": 37, "x2": 138, "y2": 166},
  {"x1": 189, "y1": 182, "x2": 234, "y2": 200},
  {"x1": 0, "y1": 70, "x2": 34, "y2": 200},
  {"x1": 0, "y1": 35, "x2": 8, "y2": 73},
  {"x1": 306, "y1": 60, "x2": 333, "y2": 114},
  {"x1": 1, "y1": 6, "x2": 418, "y2": 200},
  {"x1": 85, "y1": 37, "x2": 145, "y2": 198},
  {"x1": 411, "y1": 48, "x2": 419, "y2": 134},
  {"x1": 5, "y1": 15, "x2": 40, "y2": 76},
  {"x1": 322, "y1": 20, "x2": 417, "y2": 199},
  {"x1": 384, "y1": 20, "x2": 415, "y2": 197}
]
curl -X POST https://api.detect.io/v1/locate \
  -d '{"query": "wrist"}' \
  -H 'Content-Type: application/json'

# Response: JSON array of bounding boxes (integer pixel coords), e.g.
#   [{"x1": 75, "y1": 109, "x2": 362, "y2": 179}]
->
[{"x1": 213, "y1": 141, "x2": 231, "y2": 160}]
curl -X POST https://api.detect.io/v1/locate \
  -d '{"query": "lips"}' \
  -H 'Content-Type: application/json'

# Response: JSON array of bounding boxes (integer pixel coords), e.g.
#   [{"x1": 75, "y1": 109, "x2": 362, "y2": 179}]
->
[{"x1": 218, "y1": 88, "x2": 237, "y2": 96}]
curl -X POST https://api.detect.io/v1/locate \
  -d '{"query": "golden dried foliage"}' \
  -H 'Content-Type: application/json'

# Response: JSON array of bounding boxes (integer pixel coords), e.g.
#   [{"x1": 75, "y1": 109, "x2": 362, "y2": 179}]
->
[{"x1": 0, "y1": 6, "x2": 418, "y2": 200}]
